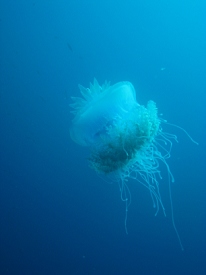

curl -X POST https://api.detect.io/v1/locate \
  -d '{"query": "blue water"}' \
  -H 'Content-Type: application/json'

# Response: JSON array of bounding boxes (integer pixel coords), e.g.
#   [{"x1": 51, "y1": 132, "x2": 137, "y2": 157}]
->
[{"x1": 0, "y1": 1, "x2": 205, "y2": 274}]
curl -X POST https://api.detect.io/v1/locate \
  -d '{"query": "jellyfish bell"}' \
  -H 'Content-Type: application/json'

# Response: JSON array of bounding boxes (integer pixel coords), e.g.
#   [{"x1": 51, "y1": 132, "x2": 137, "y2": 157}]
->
[
  {"x1": 70, "y1": 79, "x2": 197, "y2": 250},
  {"x1": 70, "y1": 80, "x2": 138, "y2": 147}
]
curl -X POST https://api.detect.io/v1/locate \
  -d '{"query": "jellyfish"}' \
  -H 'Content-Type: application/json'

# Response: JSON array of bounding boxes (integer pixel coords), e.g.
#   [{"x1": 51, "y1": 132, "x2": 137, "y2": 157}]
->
[{"x1": 70, "y1": 79, "x2": 197, "y2": 250}]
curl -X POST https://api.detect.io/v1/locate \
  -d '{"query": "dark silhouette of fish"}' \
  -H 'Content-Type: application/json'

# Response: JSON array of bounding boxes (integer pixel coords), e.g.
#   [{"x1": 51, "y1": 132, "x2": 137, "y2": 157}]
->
[{"x1": 67, "y1": 43, "x2": 73, "y2": 52}]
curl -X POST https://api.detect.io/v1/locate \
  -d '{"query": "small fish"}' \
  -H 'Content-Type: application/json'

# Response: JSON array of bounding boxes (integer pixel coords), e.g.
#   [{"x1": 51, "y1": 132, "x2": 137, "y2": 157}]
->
[{"x1": 67, "y1": 43, "x2": 73, "y2": 52}]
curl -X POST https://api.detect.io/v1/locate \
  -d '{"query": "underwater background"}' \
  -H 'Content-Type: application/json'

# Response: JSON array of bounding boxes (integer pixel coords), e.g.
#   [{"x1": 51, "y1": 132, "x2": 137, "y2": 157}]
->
[{"x1": 0, "y1": 1, "x2": 205, "y2": 274}]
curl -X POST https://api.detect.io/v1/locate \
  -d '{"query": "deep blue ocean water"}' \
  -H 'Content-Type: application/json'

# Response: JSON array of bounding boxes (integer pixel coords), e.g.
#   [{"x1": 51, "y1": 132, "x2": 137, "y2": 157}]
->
[{"x1": 0, "y1": 1, "x2": 205, "y2": 274}]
